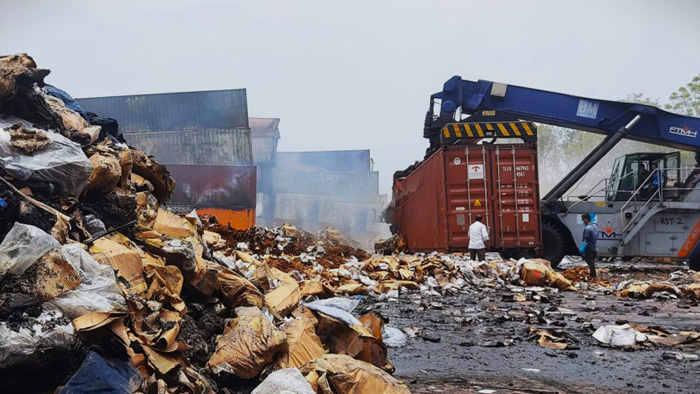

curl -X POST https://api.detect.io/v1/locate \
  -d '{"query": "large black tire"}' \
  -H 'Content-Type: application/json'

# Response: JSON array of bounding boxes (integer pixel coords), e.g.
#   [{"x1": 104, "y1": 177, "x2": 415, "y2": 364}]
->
[
  {"x1": 541, "y1": 221, "x2": 568, "y2": 268},
  {"x1": 690, "y1": 257, "x2": 700, "y2": 272}
]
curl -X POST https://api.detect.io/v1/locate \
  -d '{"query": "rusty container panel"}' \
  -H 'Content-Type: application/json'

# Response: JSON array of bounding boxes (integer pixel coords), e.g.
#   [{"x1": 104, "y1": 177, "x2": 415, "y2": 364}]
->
[
  {"x1": 489, "y1": 145, "x2": 541, "y2": 249},
  {"x1": 390, "y1": 144, "x2": 540, "y2": 253},
  {"x1": 126, "y1": 129, "x2": 253, "y2": 166},
  {"x1": 196, "y1": 208, "x2": 255, "y2": 230},
  {"x1": 443, "y1": 146, "x2": 491, "y2": 249},
  {"x1": 390, "y1": 149, "x2": 447, "y2": 252},
  {"x1": 166, "y1": 164, "x2": 257, "y2": 211}
]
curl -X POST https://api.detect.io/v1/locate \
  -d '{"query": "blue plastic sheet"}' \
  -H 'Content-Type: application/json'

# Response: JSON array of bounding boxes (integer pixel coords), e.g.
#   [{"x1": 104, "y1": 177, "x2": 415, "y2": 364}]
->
[
  {"x1": 60, "y1": 352, "x2": 142, "y2": 394},
  {"x1": 44, "y1": 85, "x2": 89, "y2": 121}
]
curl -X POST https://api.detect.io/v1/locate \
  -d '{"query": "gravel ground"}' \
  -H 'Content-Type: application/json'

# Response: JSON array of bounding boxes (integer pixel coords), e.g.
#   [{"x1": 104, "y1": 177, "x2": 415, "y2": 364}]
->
[{"x1": 360, "y1": 262, "x2": 700, "y2": 394}]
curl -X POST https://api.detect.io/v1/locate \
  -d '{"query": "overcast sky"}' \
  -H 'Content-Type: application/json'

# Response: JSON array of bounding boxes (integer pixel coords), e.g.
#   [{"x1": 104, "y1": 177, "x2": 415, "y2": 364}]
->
[{"x1": 2, "y1": 0, "x2": 699, "y2": 196}]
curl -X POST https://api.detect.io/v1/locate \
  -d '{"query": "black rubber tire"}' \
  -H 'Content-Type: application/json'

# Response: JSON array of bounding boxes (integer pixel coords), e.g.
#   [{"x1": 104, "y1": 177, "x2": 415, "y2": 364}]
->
[
  {"x1": 541, "y1": 221, "x2": 568, "y2": 268},
  {"x1": 690, "y1": 257, "x2": 700, "y2": 272}
]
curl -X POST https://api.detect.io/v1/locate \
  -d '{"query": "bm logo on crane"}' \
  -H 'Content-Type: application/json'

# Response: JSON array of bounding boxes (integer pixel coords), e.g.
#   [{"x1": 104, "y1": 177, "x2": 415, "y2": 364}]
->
[{"x1": 670, "y1": 126, "x2": 697, "y2": 138}]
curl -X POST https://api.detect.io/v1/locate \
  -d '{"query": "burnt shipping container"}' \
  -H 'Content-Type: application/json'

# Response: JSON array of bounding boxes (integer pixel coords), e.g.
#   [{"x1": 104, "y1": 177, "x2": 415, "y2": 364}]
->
[
  {"x1": 167, "y1": 164, "x2": 256, "y2": 229},
  {"x1": 250, "y1": 117, "x2": 281, "y2": 165},
  {"x1": 277, "y1": 150, "x2": 370, "y2": 172},
  {"x1": 389, "y1": 144, "x2": 540, "y2": 253},
  {"x1": 78, "y1": 89, "x2": 249, "y2": 133},
  {"x1": 125, "y1": 129, "x2": 253, "y2": 166},
  {"x1": 274, "y1": 171, "x2": 379, "y2": 196}
]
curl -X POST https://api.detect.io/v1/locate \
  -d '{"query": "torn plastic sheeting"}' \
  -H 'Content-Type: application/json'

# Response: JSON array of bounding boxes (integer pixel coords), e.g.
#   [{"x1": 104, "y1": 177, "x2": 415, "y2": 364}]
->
[
  {"x1": 60, "y1": 351, "x2": 142, "y2": 394},
  {"x1": 48, "y1": 243, "x2": 127, "y2": 319},
  {"x1": 592, "y1": 324, "x2": 647, "y2": 347},
  {"x1": 16, "y1": 247, "x2": 81, "y2": 302},
  {"x1": 207, "y1": 306, "x2": 287, "y2": 379},
  {"x1": 0, "y1": 222, "x2": 60, "y2": 281},
  {"x1": 251, "y1": 368, "x2": 315, "y2": 394},
  {"x1": 382, "y1": 326, "x2": 407, "y2": 348},
  {"x1": 300, "y1": 354, "x2": 410, "y2": 394},
  {"x1": 0, "y1": 306, "x2": 76, "y2": 367},
  {"x1": 305, "y1": 297, "x2": 361, "y2": 326},
  {"x1": 0, "y1": 117, "x2": 92, "y2": 196}
]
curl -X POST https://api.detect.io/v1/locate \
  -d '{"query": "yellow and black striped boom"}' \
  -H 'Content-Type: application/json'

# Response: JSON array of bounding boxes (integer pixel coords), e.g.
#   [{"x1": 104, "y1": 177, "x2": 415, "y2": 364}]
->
[{"x1": 440, "y1": 121, "x2": 537, "y2": 143}]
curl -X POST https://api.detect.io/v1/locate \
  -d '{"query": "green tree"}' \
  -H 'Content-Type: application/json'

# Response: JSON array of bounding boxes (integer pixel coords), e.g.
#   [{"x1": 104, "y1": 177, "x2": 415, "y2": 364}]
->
[{"x1": 665, "y1": 74, "x2": 700, "y2": 117}]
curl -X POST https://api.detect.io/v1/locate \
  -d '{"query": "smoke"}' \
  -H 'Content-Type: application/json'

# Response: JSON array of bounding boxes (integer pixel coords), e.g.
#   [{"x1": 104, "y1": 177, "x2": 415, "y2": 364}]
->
[{"x1": 262, "y1": 150, "x2": 390, "y2": 247}]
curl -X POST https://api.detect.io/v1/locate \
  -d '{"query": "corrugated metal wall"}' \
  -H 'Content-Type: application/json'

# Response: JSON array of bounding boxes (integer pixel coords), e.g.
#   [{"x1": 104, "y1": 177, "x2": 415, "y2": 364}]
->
[
  {"x1": 274, "y1": 171, "x2": 379, "y2": 195},
  {"x1": 78, "y1": 89, "x2": 249, "y2": 132},
  {"x1": 252, "y1": 138, "x2": 278, "y2": 165},
  {"x1": 277, "y1": 150, "x2": 370, "y2": 172},
  {"x1": 275, "y1": 194, "x2": 381, "y2": 232},
  {"x1": 126, "y1": 129, "x2": 253, "y2": 166},
  {"x1": 78, "y1": 90, "x2": 257, "y2": 228}
]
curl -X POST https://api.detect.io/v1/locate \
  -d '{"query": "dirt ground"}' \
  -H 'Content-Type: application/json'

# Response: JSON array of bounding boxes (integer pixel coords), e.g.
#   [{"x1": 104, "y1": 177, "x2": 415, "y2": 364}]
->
[{"x1": 363, "y1": 261, "x2": 700, "y2": 394}]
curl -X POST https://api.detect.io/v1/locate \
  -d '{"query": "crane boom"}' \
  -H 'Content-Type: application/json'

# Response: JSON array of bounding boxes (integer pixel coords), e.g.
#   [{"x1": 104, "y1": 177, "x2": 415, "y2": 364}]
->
[
  {"x1": 426, "y1": 76, "x2": 700, "y2": 150},
  {"x1": 424, "y1": 76, "x2": 700, "y2": 206}
]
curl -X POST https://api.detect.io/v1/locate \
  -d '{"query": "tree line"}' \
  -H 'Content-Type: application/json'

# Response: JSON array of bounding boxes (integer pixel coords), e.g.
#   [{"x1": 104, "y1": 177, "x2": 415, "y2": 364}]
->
[{"x1": 538, "y1": 74, "x2": 700, "y2": 196}]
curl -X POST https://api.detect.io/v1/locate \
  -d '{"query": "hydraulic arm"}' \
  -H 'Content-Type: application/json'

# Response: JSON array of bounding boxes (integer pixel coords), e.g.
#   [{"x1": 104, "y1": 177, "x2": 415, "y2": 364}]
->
[{"x1": 425, "y1": 76, "x2": 700, "y2": 206}]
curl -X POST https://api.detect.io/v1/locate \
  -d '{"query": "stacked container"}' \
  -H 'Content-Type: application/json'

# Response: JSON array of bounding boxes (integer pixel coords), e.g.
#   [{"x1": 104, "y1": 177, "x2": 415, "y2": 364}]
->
[{"x1": 389, "y1": 144, "x2": 540, "y2": 253}]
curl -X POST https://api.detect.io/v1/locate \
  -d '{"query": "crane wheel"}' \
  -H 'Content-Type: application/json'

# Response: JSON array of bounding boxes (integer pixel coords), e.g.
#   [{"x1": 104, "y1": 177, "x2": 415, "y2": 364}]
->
[
  {"x1": 690, "y1": 257, "x2": 700, "y2": 272},
  {"x1": 541, "y1": 221, "x2": 567, "y2": 268}
]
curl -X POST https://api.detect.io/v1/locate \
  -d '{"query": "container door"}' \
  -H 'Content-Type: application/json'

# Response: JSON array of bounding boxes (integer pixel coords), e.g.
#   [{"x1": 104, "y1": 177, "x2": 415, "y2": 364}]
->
[
  {"x1": 444, "y1": 146, "x2": 490, "y2": 249},
  {"x1": 489, "y1": 146, "x2": 541, "y2": 249}
]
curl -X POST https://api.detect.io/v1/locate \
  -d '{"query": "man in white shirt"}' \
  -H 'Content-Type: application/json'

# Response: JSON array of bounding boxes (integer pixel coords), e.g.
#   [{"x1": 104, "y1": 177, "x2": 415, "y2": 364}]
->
[{"x1": 468, "y1": 215, "x2": 489, "y2": 261}]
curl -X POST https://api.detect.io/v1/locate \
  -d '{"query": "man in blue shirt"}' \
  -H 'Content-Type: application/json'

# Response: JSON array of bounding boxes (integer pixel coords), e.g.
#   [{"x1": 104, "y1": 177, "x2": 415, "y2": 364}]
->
[{"x1": 581, "y1": 213, "x2": 598, "y2": 278}]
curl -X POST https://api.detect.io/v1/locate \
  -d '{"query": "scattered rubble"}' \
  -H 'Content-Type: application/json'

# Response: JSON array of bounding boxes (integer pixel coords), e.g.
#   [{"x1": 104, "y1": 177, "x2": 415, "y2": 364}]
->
[{"x1": 2, "y1": 53, "x2": 700, "y2": 393}]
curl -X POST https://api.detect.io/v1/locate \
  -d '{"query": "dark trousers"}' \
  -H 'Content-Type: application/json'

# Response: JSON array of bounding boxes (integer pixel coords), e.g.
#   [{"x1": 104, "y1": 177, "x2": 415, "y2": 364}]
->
[
  {"x1": 470, "y1": 248, "x2": 486, "y2": 262},
  {"x1": 584, "y1": 248, "x2": 597, "y2": 278}
]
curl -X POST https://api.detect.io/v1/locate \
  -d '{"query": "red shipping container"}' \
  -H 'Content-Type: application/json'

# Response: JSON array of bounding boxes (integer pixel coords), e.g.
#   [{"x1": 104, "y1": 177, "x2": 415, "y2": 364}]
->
[{"x1": 389, "y1": 144, "x2": 540, "y2": 253}]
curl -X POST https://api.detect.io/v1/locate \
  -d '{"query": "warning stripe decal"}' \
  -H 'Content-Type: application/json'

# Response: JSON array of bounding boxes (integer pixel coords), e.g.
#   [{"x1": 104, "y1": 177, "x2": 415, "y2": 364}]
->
[{"x1": 441, "y1": 121, "x2": 537, "y2": 141}]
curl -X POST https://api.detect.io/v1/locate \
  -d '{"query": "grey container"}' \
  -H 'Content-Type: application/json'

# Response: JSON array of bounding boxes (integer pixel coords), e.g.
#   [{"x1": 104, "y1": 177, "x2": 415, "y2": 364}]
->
[
  {"x1": 125, "y1": 128, "x2": 253, "y2": 166},
  {"x1": 277, "y1": 150, "x2": 370, "y2": 172},
  {"x1": 250, "y1": 117, "x2": 280, "y2": 165},
  {"x1": 78, "y1": 89, "x2": 249, "y2": 133},
  {"x1": 273, "y1": 171, "x2": 379, "y2": 196}
]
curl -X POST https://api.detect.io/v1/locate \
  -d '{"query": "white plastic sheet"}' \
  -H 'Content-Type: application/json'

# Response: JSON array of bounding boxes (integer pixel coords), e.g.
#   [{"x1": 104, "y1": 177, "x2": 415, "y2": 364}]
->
[
  {"x1": 251, "y1": 368, "x2": 315, "y2": 394},
  {"x1": 383, "y1": 326, "x2": 407, "y2": 348},
  {"x1": 0, "y1": 222, "x2": 60, "y2": 281},
  {"x1": 305, "y1": 297, "x2": 361, "y2": 326},
  {"x1": 592, "y1": 324, "x2": 648, "y2": 347},
  {"x1": 48, "y1": 244, "x2": 127, "y2": 319},
  {"x1": 0, "y1": 306, "x2": 76, "y2": 367},
  {"x1": 0, "y1": 117, "x2": 92, "y2": 196}
]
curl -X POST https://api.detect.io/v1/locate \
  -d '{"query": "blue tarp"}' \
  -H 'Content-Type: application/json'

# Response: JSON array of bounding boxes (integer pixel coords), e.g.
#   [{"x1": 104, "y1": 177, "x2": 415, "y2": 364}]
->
[
  {"x1": 44, "y1": 85, "x2": 89, "y2": 121},
  {"x1": 60, "y1": 351, "x2": 142, "y2": 394}
]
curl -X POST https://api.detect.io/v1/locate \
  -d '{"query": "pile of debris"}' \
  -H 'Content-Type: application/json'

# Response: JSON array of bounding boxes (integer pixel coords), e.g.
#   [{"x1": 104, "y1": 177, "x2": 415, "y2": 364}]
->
[
  {"x1": 0, "y1": 54, "x2": 409, "y2": 393},
  {"x1": 614, "y1": 269, "x2": 700, "y2": 300},
  {"x1": 0, "y1": 53, "x2": 608, "y2": 393}
]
